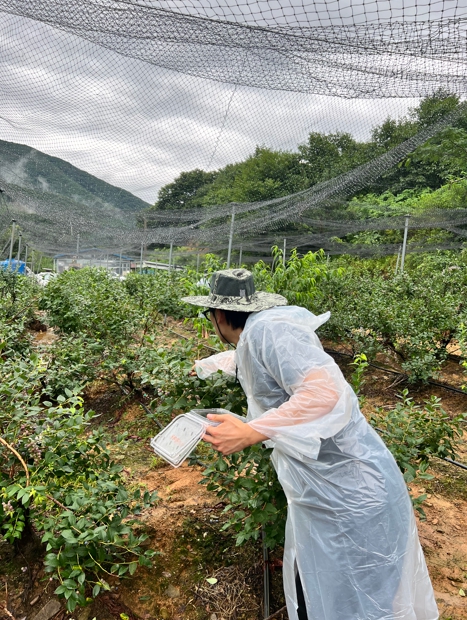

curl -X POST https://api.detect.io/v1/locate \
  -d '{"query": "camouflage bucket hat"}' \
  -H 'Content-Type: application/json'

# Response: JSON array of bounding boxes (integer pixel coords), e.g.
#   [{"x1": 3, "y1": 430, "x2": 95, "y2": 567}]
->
[{"x1": 181, "y1": 268, "x2": 287, "y2": 312}]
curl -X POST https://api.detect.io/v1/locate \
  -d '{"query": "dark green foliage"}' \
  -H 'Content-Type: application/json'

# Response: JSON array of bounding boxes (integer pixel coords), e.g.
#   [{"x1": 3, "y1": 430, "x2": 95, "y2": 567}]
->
[
  {"x1": 202, "y1": 446, "x2": 287, "y2": 549},
  {"x1": 0, "y1": 356, "x2": 157, "y2": 612},
  {"x1": 371, "y1": 390, "x2": 466, "y2": 484},
  {"x1": 297, "y1": 132, "x2": 375, "y2": 185},
  {"x1": 314, "y1": 255, "x2": 467, "y2": 382},
  {"x1": 370, "y1": 389, "x2": 466, "y2": 517},
  {"x1": 40, "y1": 267, "x2": 137, "y2": 340},
  {"x1": 124, "y1": 270, "x2": 188, "y2": 318},
  {"x1": 0, "y1": 270, "x2": 38, "y2": 357},
  {"x1": 201, "y1": 147, "x2": 308, "y2": 205},
  {"x1": 153, "y1": 168, "x2": 218, "y2": 212},
  {"x1": 137, "y1": 339, "x2": 247, "y2": 424},
  {"x1": 39, "y1": 334, "x2": 104, "y2": 399}
]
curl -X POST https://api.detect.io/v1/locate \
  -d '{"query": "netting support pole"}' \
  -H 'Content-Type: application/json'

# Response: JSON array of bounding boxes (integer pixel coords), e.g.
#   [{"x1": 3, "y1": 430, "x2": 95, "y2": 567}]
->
[
  {"x1": 262, "y1": 528, "x2": 270, "y2": 619},
  {"x1": 16, "y1": 232, "x2": 22, "y2": 269},
  {"x1": 226, "y1": 205, "x2": 236, "y2": 269},
  {"x1": 143, "y1": 216, "x2": 147, "y2": 264},
  {"x1": 8, "y1": 219, "x2": 16, "y2": 264},
  {"x1": 239, "y1": 245, "x2": 243, "y2": 267},
  {"x1": 196, "y1": 253, "x2": 200, "y2": 272},
  {"x1": 76, "y1": 233, "x2": 80, "y2": 258},
  {"x1": 395, "y1": 246, "x2": 402, "y2": 274},
  {"x1": 24, "y1": 244, "x2": 28, "y2": 270},
  {"x1": 169, "y1": 242, "x2": 173, "y2": 271},
  {"x1": 140, "y1": 242, "x2": 144, "y2": 274},
  {"x1": 283, "y1": 238, "x2": 286, "y2": 267},
  {"x1": 119, "y1": 250, "x2": 122, "y2": 276},
  {"x1": 400, "y1": 216, "x2": 410, "y2": 274}
]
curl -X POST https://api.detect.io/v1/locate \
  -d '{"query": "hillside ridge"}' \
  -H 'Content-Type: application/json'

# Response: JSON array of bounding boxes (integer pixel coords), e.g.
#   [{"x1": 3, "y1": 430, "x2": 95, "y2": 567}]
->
[{"x1": 0, "y1": 138, "x2": 149, "y2": 214}]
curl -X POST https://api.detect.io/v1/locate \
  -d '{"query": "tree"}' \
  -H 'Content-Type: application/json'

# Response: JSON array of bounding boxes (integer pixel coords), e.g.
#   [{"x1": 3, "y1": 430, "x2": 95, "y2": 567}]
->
[
  {"x1": 202, "y1": 147, "x2": 308, "y2": 205},
  {"x1": 151, "y1": 169, "x2": 217, "y2": 211},
  {"x1": 371, "y1": 118, "x2": 417, "y2": 151},
  {"x1": 298, "y1": 132, "x2": 374, "y2": 185}
]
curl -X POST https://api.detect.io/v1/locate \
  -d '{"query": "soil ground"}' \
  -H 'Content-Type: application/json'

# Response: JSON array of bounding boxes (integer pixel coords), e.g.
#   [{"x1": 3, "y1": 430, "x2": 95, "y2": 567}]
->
[{"x1": 2, "y1": 321, "x2": 467, "y2": 620}]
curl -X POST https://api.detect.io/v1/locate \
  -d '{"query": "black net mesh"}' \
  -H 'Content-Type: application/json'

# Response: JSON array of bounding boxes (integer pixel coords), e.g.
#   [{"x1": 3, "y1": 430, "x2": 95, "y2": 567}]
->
[{"x1": 0, "y1": 0, "x2": 466, "y2": 259}]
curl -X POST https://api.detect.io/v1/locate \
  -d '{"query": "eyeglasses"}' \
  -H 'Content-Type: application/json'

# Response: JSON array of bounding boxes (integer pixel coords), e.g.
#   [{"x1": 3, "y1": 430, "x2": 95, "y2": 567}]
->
[{"x1": 201, "y1": 309, "x2": 211, "y2": 320}]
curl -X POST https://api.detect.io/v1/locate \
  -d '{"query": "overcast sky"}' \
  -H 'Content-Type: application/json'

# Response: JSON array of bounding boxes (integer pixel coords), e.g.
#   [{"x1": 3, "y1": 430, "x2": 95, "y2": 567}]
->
[{"x1": 0, "y1": 1, "x2": 461, "y2": 204}]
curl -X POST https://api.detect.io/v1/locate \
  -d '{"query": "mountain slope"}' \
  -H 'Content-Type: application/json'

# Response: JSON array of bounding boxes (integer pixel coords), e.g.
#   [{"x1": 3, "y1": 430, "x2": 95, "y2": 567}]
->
[{"x1": 0, "y1": 139, "x2": 149, "y2": 213}]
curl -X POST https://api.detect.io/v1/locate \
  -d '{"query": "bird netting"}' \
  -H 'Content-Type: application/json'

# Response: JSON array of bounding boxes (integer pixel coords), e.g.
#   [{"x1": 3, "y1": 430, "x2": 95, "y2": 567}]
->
[{"x1": 0, "y1": 0, "x2": 467, "y2": 260}]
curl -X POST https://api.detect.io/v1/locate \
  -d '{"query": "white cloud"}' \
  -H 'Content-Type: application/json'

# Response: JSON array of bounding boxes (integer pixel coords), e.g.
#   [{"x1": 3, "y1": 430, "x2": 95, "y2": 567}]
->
[{"x1": 0, "y1": 5, "x2": 458, "y2": 206}]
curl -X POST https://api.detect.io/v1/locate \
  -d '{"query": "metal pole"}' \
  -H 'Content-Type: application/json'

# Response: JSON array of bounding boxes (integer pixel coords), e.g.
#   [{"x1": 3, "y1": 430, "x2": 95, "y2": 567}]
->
[
  {"x1": 139, "y1": 242, "x2": 144, "y2": 274},
  {"x1": 395, "y1": 246, "x2": 402, "y2": 274},
  {"x1": 262, "y1": 528, "x2": 270, "y2": 619},
  {"x1": 8, "y1": 219, "x2": 16, "y2": 264},
  {"x1": 283, "y1": 238, "x2": 286, "y2": 267},
  {"x1": 119, "y1": 250, "x2": 123, "y2": 276},
  {"x1": 196, "y1": 253, "x2": 200, "y2": 272},
  {"x1": 238, "y1": 244, "x2": 243, "y2": 267},
  {"x1": 168, "y1": 242, "x2": 173, "y2": 271},
  {"x1": 143, "y1": 216, "x2": 147, "y2": 264},
  {"x1": 400, "y1": 216, "x2": 410, "y2": 274},
  {"x1": 24, "y1": 245, "x2": 28, "y2": 270},
  {"x1": 16, "y1": 232, "x2": 22, "y2": 270},
  {"x1": 76, "y1": 233, "x2": 80, "y2": 258},
  {"x1": 226, "y1": 205, "x2": 236, "y2": 268}
]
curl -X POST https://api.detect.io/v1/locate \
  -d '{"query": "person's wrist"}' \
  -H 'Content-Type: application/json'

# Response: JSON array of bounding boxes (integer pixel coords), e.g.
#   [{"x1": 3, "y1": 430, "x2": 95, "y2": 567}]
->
[{"x1": 246, "y1": 423, "x2": 268, "y2": 446}]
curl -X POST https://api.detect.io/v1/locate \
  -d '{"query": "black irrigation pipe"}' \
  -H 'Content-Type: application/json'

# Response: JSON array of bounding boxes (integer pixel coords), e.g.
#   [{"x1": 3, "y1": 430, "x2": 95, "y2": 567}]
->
[
  {"x1": 373, "y1": 426, "x2": 467, "y2": 473},
  {"x1": 325, "y1": 348, "x2": 467, "y2": 472},
  {"x1": 324, "y1": 347, "x2": 467, "y2": 397},
  {"x1": 437, "y1": 456, "x2": 467, "y2": 472},
  {"x1": 117, "y1": 382, "x2": 163, "y2": 429},
  {"x1": 167, "y1": 327, "x2": 219, "y2": 353}
]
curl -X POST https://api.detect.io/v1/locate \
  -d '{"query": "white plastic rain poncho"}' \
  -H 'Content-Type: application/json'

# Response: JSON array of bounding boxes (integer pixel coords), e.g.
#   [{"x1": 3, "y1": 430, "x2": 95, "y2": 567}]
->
[{"x1": 196, "y1": 306, "x2": 438, "y2": 620}]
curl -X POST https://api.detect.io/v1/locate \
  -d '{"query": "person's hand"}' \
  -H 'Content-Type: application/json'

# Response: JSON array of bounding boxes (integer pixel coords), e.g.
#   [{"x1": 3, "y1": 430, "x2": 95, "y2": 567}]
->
[{"x1": 203, "y1": 414, "x2": 268, "y2": 455}]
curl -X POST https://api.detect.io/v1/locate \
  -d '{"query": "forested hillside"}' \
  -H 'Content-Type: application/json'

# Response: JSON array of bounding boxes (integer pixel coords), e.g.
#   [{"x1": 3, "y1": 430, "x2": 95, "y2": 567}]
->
[
  {"x1": 147, "y1": 91, "x2": 467, "y2": 224},
  {"x1": 0, "y1": 139, "x2": 149, "y2": 214}
]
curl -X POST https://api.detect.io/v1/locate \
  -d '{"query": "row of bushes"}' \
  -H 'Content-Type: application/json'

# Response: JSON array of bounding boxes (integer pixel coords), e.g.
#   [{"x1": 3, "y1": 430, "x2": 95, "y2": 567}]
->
[{"x1": 2, "y1": 249, "x2": 467, "y2": 611}]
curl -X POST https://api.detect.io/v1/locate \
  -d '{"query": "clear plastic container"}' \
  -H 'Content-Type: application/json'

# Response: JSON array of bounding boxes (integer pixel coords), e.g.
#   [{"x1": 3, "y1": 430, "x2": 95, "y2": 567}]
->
[{"x1": 150, "y1": 408, "x2": 245, "y2": 467}]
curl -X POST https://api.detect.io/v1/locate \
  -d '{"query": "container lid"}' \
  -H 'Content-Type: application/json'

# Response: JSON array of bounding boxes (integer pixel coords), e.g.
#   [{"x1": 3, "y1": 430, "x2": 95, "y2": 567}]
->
[{"x1": 150, "y1": 409, "x2": 246, "y2": 467}]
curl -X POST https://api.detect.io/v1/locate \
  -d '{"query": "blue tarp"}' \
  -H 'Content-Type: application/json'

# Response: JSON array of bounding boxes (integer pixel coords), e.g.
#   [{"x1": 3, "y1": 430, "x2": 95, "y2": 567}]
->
[{"x1": 0, "y1": 259, "x2": 27, "y2": 274}]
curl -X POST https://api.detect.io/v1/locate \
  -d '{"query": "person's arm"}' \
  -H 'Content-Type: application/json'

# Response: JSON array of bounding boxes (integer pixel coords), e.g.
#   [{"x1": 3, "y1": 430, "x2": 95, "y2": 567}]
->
[
  {"x1": 203, "y1": 367, "x2": 339, "y2": 455},
  {"x1": 194, "y1": 350, "x2": 236, "y2": 379},
  {"x1": 248, "y1": 367, "x2": 339, "y2": 436},
  {"x1": 203, "y1": 414, "x2": 267, "y2": 455}
]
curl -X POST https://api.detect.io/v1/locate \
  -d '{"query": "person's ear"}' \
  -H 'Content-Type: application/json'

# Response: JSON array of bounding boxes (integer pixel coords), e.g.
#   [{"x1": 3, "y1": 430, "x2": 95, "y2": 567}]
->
[{"x1": 214, "y1": 309, "x2": 226, "y2": 325}]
